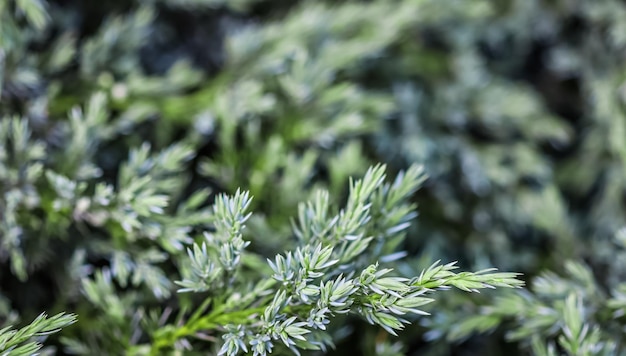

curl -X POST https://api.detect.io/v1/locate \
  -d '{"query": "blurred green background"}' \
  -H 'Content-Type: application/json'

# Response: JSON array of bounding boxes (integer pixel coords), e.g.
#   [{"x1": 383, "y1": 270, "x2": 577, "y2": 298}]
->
[{"x1": 2, "y1": 0, "x2": 626, "y2": 355}]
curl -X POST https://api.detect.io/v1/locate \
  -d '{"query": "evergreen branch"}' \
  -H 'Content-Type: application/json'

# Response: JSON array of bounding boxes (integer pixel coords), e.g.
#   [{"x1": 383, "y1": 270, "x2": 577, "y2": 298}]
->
[{"x1": 0, "y1": 312, "x2": 77, "y2": 356}]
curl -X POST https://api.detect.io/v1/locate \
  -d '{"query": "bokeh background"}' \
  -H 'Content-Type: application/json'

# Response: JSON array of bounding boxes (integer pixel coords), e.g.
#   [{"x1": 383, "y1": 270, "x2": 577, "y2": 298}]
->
[{"x1": 2, "y1": 0, "x2": 626, "y2": 355}]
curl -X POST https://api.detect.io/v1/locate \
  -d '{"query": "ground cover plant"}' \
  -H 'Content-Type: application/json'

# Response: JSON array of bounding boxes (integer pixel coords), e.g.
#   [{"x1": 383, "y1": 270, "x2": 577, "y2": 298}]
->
[{"x1": 2, "y1": 0, "x2": 626, "y2": 355}]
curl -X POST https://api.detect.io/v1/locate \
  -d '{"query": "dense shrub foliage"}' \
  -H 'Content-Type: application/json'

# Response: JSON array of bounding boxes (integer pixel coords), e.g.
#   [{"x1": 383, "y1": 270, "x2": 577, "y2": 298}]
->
[{"x1": 1, "y1": 0, "x2": 626, "y2": 355}]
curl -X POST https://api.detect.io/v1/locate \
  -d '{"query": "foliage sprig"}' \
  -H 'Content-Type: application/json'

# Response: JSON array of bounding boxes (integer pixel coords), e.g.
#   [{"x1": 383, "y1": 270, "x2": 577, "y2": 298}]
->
[{"x1": 153, "y1": 165, "x2": 523, "y2": 355}]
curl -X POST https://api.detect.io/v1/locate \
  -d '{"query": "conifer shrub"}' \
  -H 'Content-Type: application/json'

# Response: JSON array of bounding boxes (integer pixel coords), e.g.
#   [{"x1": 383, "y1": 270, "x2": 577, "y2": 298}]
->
[{"x1": 1, "y1": 0, "x2": 626, "y2": 355}]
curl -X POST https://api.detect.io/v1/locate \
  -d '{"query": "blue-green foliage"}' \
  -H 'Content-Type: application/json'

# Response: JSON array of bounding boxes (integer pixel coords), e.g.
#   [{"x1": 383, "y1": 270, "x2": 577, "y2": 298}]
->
[{"x1": 1, "y1": 0, "x2": 626, "y2": 355}]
